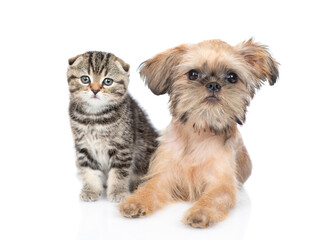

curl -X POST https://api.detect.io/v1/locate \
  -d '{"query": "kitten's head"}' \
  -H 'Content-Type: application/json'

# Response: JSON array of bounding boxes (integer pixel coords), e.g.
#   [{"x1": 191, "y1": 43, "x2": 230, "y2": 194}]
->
[{"x1": 67, "y1": 51, "x2": 130, "y2": 113}]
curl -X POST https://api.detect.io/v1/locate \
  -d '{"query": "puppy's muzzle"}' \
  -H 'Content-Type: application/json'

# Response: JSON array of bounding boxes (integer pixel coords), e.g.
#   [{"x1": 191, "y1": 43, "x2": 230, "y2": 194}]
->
[{"x1": 205, "y1": 82, "x2": 221, "y2": 93}]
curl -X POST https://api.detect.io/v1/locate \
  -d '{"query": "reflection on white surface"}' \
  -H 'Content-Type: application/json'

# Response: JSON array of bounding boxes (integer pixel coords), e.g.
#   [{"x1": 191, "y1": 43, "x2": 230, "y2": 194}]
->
[{"x1": 77, "y1": 189, "x2": 251, "y2": 240}]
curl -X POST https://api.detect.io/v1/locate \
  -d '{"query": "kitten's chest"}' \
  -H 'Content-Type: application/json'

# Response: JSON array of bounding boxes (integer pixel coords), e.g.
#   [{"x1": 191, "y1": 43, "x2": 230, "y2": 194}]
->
[{"x1": 81, "y1": 126, "x2": 111, "y2": 169}]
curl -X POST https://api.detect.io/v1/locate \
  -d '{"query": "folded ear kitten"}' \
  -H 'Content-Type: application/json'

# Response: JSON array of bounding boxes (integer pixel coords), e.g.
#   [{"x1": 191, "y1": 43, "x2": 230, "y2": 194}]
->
[
  {"x1": 67, "y1": 51, "x2": 158, "y2": 202},
  {"x1": 119, "y1": 39, "x2": 279, "y2": 228}
]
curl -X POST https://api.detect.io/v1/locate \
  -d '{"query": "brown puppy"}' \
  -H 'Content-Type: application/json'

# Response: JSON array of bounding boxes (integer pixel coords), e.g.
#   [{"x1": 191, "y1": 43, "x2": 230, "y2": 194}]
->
[{"x1": 119, "y1": 39, "x2": 279, "y2": 228}]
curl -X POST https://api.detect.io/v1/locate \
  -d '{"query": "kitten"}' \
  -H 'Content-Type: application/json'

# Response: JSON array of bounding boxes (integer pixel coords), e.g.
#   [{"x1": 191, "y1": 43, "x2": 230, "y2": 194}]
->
[{"x1": 67, "y1": 51, "x2": 158, "y2": 202}]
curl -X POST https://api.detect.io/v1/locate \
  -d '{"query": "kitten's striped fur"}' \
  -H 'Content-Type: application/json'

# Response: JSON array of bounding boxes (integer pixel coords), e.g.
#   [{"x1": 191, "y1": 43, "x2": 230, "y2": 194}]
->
[{"x1": 67, "y1": 51, "x2": 158, "y2": 202}]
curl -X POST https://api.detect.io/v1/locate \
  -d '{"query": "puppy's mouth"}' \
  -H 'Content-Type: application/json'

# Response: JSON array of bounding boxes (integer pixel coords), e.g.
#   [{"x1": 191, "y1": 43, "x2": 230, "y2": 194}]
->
[{"x1": 205, "y1": 95, "x2": 218, "y2": 101}]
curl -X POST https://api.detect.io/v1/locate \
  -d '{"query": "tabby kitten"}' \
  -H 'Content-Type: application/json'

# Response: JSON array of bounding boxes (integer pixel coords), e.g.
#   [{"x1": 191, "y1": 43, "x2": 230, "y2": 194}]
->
[{"x1": 67, "y1": 51, "x2": 158, "y2": 202}]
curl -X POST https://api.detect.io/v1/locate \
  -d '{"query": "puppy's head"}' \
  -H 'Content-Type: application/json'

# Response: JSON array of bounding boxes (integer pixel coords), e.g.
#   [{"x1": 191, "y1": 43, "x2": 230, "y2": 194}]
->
[{"x1": 140, "y1": 39, "x2": 279, "y2": 133}]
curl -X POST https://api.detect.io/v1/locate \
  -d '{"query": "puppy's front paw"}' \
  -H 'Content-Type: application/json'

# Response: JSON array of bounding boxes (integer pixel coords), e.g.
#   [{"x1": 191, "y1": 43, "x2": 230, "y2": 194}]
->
[
  {"x1": 183, "y1": 208, "x2": 216, "y2": 228},
  {"x1": 80, "y1": 189, "x2": 101, "y2": 202},
  {"x1": 119, "y1": 197, "x2": 151, "y2": 218},
  {"x1": 107, "y1": 190, "x2": 130, "y2": 203}
]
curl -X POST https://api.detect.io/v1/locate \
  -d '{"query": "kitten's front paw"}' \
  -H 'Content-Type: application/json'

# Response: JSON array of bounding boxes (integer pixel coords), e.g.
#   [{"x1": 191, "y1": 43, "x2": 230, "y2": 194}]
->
[
  {"x1": 107, "y1": 190, "x2": 130, "y2": 203},
  {"x1": 80, "y1": 189, "x2": 101, "y2": 202},
  {"x1": 183, "y1": 208, "x2": 216, "y2": 228},
  {"x1": 119, "y1": 197, "x2": 150, "y2": 218}
]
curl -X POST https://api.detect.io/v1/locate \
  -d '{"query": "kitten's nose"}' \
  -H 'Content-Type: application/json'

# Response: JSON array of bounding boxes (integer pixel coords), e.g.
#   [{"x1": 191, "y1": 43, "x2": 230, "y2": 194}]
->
[
  {"x1": 205, "y1": 82, "x2": 221, "y2": 92},
  {"x1": 92, "y1": 89, "x2": 100, "y2": 95}
]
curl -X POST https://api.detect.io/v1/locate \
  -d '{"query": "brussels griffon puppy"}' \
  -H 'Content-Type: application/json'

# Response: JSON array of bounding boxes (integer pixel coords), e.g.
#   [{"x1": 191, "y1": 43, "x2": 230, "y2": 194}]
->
[{"x1": 119, "y1": 39, "x2": 279, "y2": 228}]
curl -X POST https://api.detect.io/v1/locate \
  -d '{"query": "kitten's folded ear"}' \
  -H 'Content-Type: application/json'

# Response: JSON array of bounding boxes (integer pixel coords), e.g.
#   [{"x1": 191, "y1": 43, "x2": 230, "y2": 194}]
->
[
  {"x1": 116, "y1": 57, "x2": 130, "y2": 73},
  {"x1": 68, "y1": 54, "x2": 83, "y2": 66},
  {"x1": 236, "y1": 39, "x2": 279, "y2": 86},
  {"x1": 139, "y1": 45, "x2": 187, "y2": 95}
]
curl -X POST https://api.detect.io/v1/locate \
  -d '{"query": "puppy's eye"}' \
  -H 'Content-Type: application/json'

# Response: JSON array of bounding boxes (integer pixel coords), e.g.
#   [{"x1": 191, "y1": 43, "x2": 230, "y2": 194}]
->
[
  {"x1": 226, "y1": 72, "x2": 238, "y2": 83},
  {"x1": 80, "y1": 76, "x2": 90, "y2": 84},
  {"x1": 188, "y1": 70, "x2": 200, "y2": 81},
  {"x1": 103, "y1": 78, "x2": 114, "y2": 86}
]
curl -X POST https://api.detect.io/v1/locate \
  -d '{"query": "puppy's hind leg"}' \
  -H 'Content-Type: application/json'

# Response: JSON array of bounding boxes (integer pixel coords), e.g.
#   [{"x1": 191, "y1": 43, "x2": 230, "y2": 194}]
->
[{"x1": 235, "y1": 137, "x2": 252, "y2": 184}]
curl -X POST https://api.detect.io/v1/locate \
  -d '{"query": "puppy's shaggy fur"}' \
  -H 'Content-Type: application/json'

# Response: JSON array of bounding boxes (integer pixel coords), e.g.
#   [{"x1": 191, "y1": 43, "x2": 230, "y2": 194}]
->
[{"x1": 119, "y1": 39, "x2": 279, "y2": 228}]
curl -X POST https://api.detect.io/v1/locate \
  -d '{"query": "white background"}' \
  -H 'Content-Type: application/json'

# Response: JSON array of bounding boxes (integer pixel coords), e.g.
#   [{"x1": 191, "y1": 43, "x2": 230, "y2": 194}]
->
[{"x1": 1, "y1": 0, "x2": 324, "y2": 239}]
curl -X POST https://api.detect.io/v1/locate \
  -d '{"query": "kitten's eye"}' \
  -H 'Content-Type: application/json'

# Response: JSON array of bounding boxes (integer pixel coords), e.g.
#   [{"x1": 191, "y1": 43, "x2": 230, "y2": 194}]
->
[
  {"x1": 103, "y1": 78, "x2": 113, "y2": 86},
  {"x1": 226, "y1": 72, "x2": 238, "y2": 83},
  {"x1": 188, "y1": 70, "x2": 200, "y2": 81},
  {"x1": 80, "y1": 76, "x2": 90, "y2": 84}
]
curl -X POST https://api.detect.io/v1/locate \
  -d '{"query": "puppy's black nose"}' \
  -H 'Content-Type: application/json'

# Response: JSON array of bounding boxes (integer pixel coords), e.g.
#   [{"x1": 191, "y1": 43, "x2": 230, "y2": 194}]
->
[
  {"x1": 205, "y1": 82, "x2": 221, "y2": 92},
  {"x1": 92, "y1": 89, "x2": 100, "y2": 95}
]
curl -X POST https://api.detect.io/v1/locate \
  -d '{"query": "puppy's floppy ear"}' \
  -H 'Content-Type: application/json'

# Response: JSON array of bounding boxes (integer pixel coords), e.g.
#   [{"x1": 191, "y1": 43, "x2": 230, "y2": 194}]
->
[
  {"x1": 236, "y1": 39, "x2": 279, "y2": 86},
  {"x1": 139, "y1": 45, "x2": 187, "y2": 95}
]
